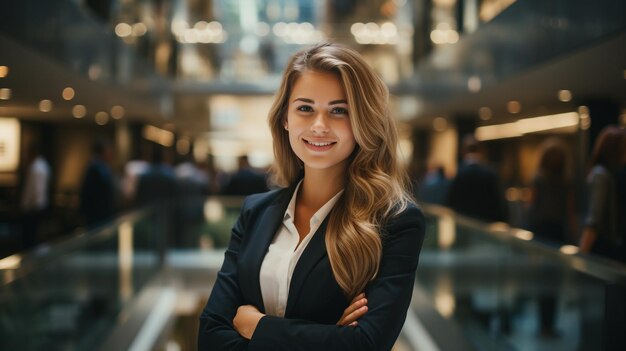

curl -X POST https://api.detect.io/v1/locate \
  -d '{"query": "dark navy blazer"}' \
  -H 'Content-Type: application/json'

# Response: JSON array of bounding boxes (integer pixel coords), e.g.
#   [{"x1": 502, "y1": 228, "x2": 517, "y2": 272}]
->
[{"x1": 198, "y1": 185, "x2": 425, "y2": 351}]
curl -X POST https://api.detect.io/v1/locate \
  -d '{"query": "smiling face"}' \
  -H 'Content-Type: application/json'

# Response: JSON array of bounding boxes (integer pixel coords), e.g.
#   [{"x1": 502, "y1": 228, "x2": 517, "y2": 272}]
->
[{"x1": 285, "y1": 70, "x2": 356, "y2": 174}]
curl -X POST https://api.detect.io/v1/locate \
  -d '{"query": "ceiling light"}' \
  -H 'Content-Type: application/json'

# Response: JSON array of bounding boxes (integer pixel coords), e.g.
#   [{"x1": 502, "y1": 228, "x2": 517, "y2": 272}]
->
[
  {"x1": 558, "y1": 90, "x2": 572, "y2": 102},
  {"x1": 72, "y1": 105, "x2": 86, "y2": 118},
  {"x1": 478, "y1": 107, "x2": 492, "y2": 120},
  {"x1": 446, "y1": 30, "x2": 459, "y2": 44},
  {"x1": 111, "y1": 105, "x2": 125, "y2": 119},
  {"x1": 475, "y1": 111, "x2": 579, "y2": 141},
  {"x1": 381, "y1": 22, "x2": 398, "y2": 37},
  {"x1": 0, "y1": 88, "x2": 11, "y2": 100},
  {"x1": 115, "y1": 23, "x2": 132, "y2": 37},
  {"x1": 39, "y1": 99, "x2": 52, "y2": 112},
  {"x1": 62, "y1": 87, "x2": 75, "y2": 100},
  {"x1": 132, "y1": 22, "x2": 148, "y2": 36},
  {"x1": 273, "y1": 22, "x2": 287, "y2": 37},
  {"x1": 256, "y1": 22, "x2": 270, "y2": 36},
  {"x1": 507, "y1": 100, "x2": 521, "y2": 114},
  {"x1": 467, "y1": 76, "x2": 481, "y2": 92},
  {"x1": 171, "y1": 19, "x2": 189, "y2": 36},
  {"x1": 433, "y1": 117, "x2": 447, "y2": 132},
  {"x1": 177, "y1": 138, "x2": 191, "y2": 155},
  {"x1": 0, "y1": 66, "x2": 8, "y2": 78},
  {"x1": 88, "y1": 65, "x2": 102, "y2": 80},
  {"x1": 95, "y1": 111, "x2": 109, "y2": 125},
  {"x1": 143, "y1": 125, "x2": 174, "y2": 147}
]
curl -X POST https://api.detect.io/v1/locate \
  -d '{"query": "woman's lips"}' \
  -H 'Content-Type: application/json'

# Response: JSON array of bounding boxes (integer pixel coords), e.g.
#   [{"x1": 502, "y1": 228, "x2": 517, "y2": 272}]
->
[{"x1": 303, "y1": 138, "x2": 336, "y2": 151}]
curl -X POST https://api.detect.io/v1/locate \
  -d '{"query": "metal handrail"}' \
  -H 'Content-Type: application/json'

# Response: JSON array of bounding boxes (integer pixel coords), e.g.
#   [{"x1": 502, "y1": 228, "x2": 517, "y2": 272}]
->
[
  {"x1": 421, "y1": 203, "x2": 626, "y2": 285},
  {"x1": 3, "y1": 198, "x2": 624, "y2": 288},
  {"x1": 0, "y1": 205, "x2": 159, "y2": 286}
]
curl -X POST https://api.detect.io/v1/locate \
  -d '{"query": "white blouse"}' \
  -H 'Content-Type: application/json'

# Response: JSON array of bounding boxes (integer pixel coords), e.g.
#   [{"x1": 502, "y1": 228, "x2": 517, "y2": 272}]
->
[{"x1": 259, "y1": 181, "x2": 343, "y2": 317}]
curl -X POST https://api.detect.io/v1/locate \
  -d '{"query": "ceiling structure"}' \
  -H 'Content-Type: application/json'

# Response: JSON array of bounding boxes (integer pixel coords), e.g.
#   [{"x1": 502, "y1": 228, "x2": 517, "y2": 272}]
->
[{"x1": 1, "y1": 0, "x2": 625, "y2": 137}]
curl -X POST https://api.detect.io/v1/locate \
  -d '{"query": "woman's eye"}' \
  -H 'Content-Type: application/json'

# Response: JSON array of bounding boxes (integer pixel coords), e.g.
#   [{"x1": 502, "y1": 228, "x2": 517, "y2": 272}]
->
[
  {"x1": 296, "y1": 105, "x2": 314, "y2": 113},
  {"x1": 331, "y1": 107, "x2": 348, "y2": 115}
]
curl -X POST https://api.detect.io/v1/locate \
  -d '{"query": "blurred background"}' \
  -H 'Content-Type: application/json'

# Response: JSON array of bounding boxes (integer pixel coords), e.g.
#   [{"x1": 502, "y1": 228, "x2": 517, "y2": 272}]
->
[{"x1": 0, "y1": 0, "x2": 625, "y2": 350}]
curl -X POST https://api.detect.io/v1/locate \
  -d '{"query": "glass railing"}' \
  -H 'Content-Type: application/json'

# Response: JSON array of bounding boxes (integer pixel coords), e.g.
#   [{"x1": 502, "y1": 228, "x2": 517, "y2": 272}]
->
[
  {"x1": 2, "y1": 196, "x2": 624, "y2": 350},
  {"x1": 418, "y1": 203, "x2": 626, "y2": 351},
  {"x1": 0, "y1": 206, "x2": 166, "y2": 350},
  {"x1": 0, "y1": 196, "x2": 246, "y2": 350}
]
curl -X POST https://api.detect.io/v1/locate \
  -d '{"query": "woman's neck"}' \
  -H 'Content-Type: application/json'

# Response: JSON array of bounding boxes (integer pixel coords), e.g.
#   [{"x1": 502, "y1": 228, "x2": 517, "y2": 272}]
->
[{"x1": 298, "y1": 165, "x2": 346, "y2": 210}]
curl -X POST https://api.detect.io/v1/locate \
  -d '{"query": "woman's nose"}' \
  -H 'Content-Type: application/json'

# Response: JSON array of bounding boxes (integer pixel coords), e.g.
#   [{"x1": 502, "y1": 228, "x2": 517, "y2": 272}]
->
[{"x1": 310, "y1": 113, "x2": 329, "y2": 134}]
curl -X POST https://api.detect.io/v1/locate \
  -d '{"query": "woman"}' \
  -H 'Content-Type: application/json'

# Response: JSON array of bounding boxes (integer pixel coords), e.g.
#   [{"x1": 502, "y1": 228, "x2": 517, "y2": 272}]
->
[
  {"x1": 527, "y1": 138, "x2": 576, "y2": 246},
  {"x1": 579, "y1": 125, "x2": 624, "y2": 260},
  {"x1": 198, "y1": 42, "x2": 425, "y2": 350}
]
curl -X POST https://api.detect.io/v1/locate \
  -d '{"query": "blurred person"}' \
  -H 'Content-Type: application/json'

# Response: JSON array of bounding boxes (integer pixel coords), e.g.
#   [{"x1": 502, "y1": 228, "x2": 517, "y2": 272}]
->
[
  {"x1": 20, "y1": 142, "x2": 50, "y2": 249},
  {"x1": 446, "y1": 135, "x2": 508, "y2": 222},
  {"x1": 134, "y1": 143, "x2": 177, "y2": 206},
  {"x1": 198, "y1": 43, "x2": 425, "y2": 350},
  {"x1": 526, "y1": 138, "x2": 576, "y2": 338},
  {"x1": 122, "y1": 143, "x2": 150, "y2": 204},
  {"x1": 579, "y1": 126, "x2": 625, "y2": 260},
  {"x1": 79, "y1": 139, "x2": 115, "y2": 227},
  {"x1": 205, "y1": 153, "x2": 228, "y2": 195},
  {"x1": 527, "y1": 138, "x2": 577, "y2": 245},
  {"x1": 220, "y1": 155, "x2": 269, "y2": 196},
  {"x1": 174, "y1": 153, "x2": 209, "y2": 247},
  {"x1": 175, "y1": 154, "x2": 209, "y2": 190},
  {"x1": 418, "y1": 163, "x2": 450, "y2": 205}
]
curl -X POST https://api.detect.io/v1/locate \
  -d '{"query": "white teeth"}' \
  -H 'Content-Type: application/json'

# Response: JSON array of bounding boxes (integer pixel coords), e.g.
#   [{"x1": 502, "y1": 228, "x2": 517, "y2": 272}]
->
[{"x1": 307, "y1": 140, "x2": 333, "y2": 146}]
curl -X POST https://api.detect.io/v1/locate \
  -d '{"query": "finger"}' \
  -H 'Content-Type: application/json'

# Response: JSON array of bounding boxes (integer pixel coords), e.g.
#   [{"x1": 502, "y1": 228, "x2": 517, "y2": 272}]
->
[
  {"x1": 342, "y1": 306, "x2": 367, "y2": 325},
  {"x1": 350, "y1": 293, "x2": 365, "y2": 305},
  {"x1": 342, "y1": 305, "x2": 368, "y2": 325},
  {"x1": 337, "y1": 297, "x2": 367, "y2": 325},
  {"x1": 344, "y1": 297, "x2": 367, "y2": 316},
  {"x1": 349, "y1": 321, "x2": 358, "y2": 327}
]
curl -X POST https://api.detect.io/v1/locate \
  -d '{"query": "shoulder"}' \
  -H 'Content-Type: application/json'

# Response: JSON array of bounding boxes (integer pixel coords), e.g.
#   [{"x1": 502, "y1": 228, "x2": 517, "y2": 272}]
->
[
  {"x1": 240, "y1": 187, "x2": 291, "y2": 213},
  {"x1": 377, "y1": 203, "x2": 425, "y2": 258},
  {"x1": 385, "y1": 203, "x2": 424, "y2": 231},
  {"x1": 33, "y1": 158, "x2": 51, "y2": 175},
  {"x1": 381, "y1": 203, "x2": 425, "y2": 243},
  {"x1": 588, "y1": 166, "x2": 611, "y2": 183}
]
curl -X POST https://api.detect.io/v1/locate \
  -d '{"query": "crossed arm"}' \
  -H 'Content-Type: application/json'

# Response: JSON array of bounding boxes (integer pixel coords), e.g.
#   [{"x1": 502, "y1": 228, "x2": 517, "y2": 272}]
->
[{"x1": 233, "y1": 293, "x2": 368, "y2": 339}]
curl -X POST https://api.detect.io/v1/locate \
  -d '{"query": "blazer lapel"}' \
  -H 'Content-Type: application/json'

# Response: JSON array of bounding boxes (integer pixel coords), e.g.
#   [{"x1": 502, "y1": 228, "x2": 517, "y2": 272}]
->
[
  {"x1": 284, "y1": 218, "x2": 329, "y2": 316},
  {"x1": 245, "y1": 187, "x2": 293, "y2": 313}
]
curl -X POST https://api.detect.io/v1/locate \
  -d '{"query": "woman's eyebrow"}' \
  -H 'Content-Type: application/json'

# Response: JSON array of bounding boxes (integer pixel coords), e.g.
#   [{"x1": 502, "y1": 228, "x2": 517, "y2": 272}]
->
[
  {"x1": 329, "y1": 99, "x2": 347, "y2": 105},
  {"x1": 292, "y1": 97, "x2": 314, "y2": 103},
  {"x1": 291, "y1": 98, "x2": 348, "y2": 105}
]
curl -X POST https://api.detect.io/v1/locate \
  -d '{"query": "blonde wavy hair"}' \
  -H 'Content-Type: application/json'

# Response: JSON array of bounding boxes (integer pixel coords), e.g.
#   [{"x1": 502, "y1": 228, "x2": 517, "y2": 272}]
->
[{"x1": 268, "y1": 42, "x2": 414, "y2": 299}]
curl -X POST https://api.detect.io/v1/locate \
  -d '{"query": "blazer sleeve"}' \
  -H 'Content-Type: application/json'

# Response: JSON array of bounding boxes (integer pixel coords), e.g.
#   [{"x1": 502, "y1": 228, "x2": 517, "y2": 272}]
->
[
  {"x1": 248, "y1": 205, "x2": 425, "y2": 351},
  {"x1": 198, "y1": 197, "x2": 251, "y2": 350}
]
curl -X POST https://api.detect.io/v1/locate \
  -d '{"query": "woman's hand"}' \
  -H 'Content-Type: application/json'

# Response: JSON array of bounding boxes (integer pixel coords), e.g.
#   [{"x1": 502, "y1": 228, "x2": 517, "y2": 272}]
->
[
  {"x1": 233, "y1": 305, "x2": 265, "y2": 340},
  {"x1": 337, "y1": 293, "x2": 368, "y2": 326}
]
